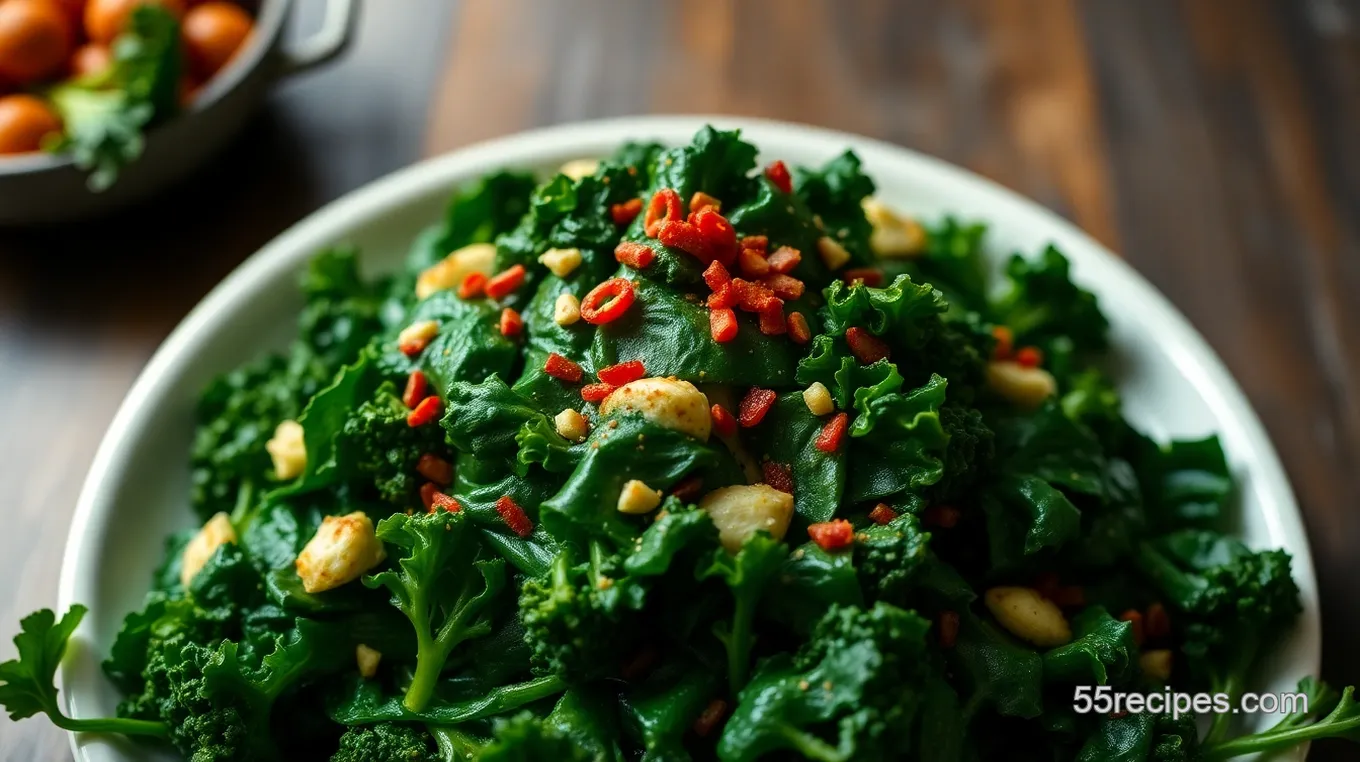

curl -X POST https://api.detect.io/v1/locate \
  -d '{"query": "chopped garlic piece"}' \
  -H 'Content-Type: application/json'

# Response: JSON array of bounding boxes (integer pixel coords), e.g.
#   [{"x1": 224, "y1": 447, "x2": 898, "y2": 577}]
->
[
  {"x1": 617, "y1": 479, "x2": 663, "y2": 514},
  {"x1": 817, "y1": 236, "x2": 851, "y2": 270},
  {"x1": 599, "y1": 377, "x2": 711, "y2": 440},
  {"x1": 559, "y1": 158, "x2": 599, "y2": 180},
  {"x1": 862, "y1": 198, "x2": 927, "y2": 258},
  {"x1": 802, "y1": 382, "x2": 834, "y2": 416},
  {"x1": 415, "y1": 243, "x2": 497, "y2": 299},
  {"x1": 554, "y1": 293, "x2": 581, "y2": 326},
  {"x1": 1140, "y1": 649, "x2": 1173, "y2": 681},
  {"x1": 554, "y1": 408, "x2": 589, "y2": 442},
  {"x1": 984, "y1": 586, "x2": 1071, "y2": 647},
  {"x1": 539, "y1": 247, "x2": 583, "y2": 278},
  {"x1": 295, "y1": 512, "x2": 386, "y2": 594},
  {"x1": 700, "y1": 485, "x2": 794, "y2": 553},
  {"x1": 181, "y1": 513, "x2": 237, "y2": 587},
  {"x1": 985, "y1": 361, "x2": 1057, "y2": 409},
  {"x1": 356, "y1": 644, "x2": 382, "y2": 679},
  {"x1": 266, "y1": 420, "x2": 306, "y2": 480},
  {"x1": 398, "y1": 320, "x2": 440, "y2": 349}
]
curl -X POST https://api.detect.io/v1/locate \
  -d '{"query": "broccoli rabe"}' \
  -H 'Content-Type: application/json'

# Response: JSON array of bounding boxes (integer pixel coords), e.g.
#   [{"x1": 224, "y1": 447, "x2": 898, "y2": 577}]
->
[
  {"x1": 339, "y1": 381, "x2": 450, "y2": 508},
  {"x1": 519, "y1": 545, "x2": 636, "y2": 684},
  {"x1": 331, "y1": 722, "x2": 440, "y2": 762}
]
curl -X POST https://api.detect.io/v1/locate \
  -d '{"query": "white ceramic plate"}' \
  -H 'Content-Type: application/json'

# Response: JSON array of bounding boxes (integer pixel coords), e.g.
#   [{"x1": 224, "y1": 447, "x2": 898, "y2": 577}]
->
[{"x1": 55, "y1": 116, "x2": 1319, "y2": 761}]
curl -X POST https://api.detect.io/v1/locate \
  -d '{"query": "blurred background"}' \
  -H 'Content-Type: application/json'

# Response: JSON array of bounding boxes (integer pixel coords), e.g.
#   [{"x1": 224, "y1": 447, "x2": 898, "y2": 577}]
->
[{"x1": 1, "y1": 0, "x2": 1358, "y2": 758}]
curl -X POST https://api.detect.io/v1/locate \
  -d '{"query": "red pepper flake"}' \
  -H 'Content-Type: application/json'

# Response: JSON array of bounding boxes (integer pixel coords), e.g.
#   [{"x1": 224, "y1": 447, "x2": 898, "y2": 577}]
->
[
  {"x1": 766, "y1": 245, "x2": 801, "y2": 274},
  {"x1": 615, "y1": 241, "x2": 656, "y2": 269},
  {"x1": 843, "y1": 267, "x2": 885, "y2": 287},
  {"x1": 689, "y1": 191, "x2": 721, "y2": 214},
  {"x1": 1016, "y1": 346, "x2": 1044, "y2": 368},
  {"x1": 762, "y1": 273, "x2": 805, "y2": 300},
  {"x1": 738, "y1": 387, "x2": 777, "y2": 427},
  {"x1": 580, "y1": 277, "x2": 637, "y2": 324},
  {"x1": 922, "y1": 504, "x2": 961, "y2": 528},
  {"x1": 431, "y1": 492, "x2": 462, "y2": 513},
  {"x1": 671, "y1": 474, "x2": 705, "y2": 502},
  {"x1": 737, "y1": 247, "x2": 770, "y2": 278},
  {"x1": 845, "y1": 326, "x2": 891, "y2": 364},
  {"x1": 761, "y1": 460, "x2": 794, "y2": 494},
  {"x1": 807, "y1": 519, "x2": 854, "y2": 551},
  {"x1": 1145, "y1": 603, "x2": 1171, "y2": 640},
  {"x1": 787, "y1": 312, "x2": 812, "y2": 344},
  {"x1": 644, "y1": 188, "x2": 683, "y2": 237},
  {"x1": 399, "y1": 337, "x2": 431, "y2": 358},
  {"x1": 581, "y1": 382, "x2": 617, "y2": 403},
  {"x1": 939, "y1": 610, "x2": 960, "y2": 648},
  {"x1": 402, "y1": 370, "x2": 429, "y2": 409},
  {"x1": 692, "y1": 698, "x2": 728, "y2": 738},
  {"x1": 764, "y1": 160, "x2": 793, "y2": 194},
  {"x1": 739, "y1": 235, "x2": 768, "y2": 254},
  {"x1": 710, "y1": 404, "x2": 737, "y2": 438},
  {"x1": 1119, "y1": 609, "x2": 1146, "y2": 646},
  {"x1": 416, "y1": 453, "x2": 454, "y2": 485},
  {"x1": 499, "y1": 307, "x2": 523, "y2": 337},
  {"x1": 656, "y1": 219, "x2": 713, "y2": 262},
  {"x1": 597, "y1": 360, "x2": 646, "y2": 386},
  {"x1": 692, "y1": 208, "x2": 738, "y2": 265},
  {"x1": 709, "y1": 308, "x2": 738, "y2": 343},
  {"x1": 495, "y1": 496, "x2": 534, "y2": 538},
  {"x1": 992, "y1": 325, "x2": 1014, "y2": 360},
  {"x1": 702, "y1": 259, "x2": 731, "y2": 291},
  {"x1": 543, "y1": 352, "x2": 584, "y2": 383},
  {"x1": 757, "y1": 303, "x2": 787, "y2": 336},
  {"x1": 610, "y1": 197, "x2": 643, "y2": 226},
  {"x1": 484, "y1": 264, "x2": 526, "y2": 300},
  {"x1": 707, "y1": 282, "x2": 737, "y2": 310},
  {"x1": 868, "y1": 503, "x2": 898, "y2": 525},
  {"x1": 814, "y1": 412, "x2": 849, "y2": 453},
  {"x1": 419, "y1": 482, "x2": 439, "y2": 511},
  {"x1": 736, "y1": 281, "x2": 780, "y2": 313},
  {"x1": 406, "y1": 396, "x2": 443, "y2": 427},
  {"x1": 457, "y1": 271, "x2": 487, "y2": 299}
]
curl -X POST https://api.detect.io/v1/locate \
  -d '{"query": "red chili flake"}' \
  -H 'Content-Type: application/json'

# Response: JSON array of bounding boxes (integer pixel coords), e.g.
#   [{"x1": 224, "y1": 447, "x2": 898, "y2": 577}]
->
[
  {"x1": 543, "y1": 352, "x2": 584, "y2": 383},
  {"x1": 692, "y1": 698, "x2": 728, "y2": 738},
  {"x1": 710, "y1": 404, "x2": 737, "y2": 437},
  {"x1": 580, "y1": 277, "x2": 637, "y2": 324},
  {"x1": 1145, "y1": 603, "x2": 1171, "y2": 640},
  {"x1": 736, "y1": 281, "x2": 780, "y2": 314},
  {"x1": 419, "y1": 482, "x2": 439, "y2": 511},
  {"x1": 457, "y1": 271, "x2": 487, "y2": 299},
  {"x1": 431, "y1": 492, "x2": 462, "y2": 513},
  {"x1": 814, "y1": 412, "x2": 849, "y2": 453},
  {"x1": 868, "y1": 503, "x2": 898, "y2": 525},
  {"x1": 807, "y1": 519, "x2": 854, "y2": 551},
  {"x1": 762, "y1": 273, "x2": 805, "y2": 300},
  {"x1": 692, "y1": 208, "x2": 738, "y2": 265},
  {"x1": 621, "y1": 646, "x2": 659, "y2": 681},
  {"x1": 766, "y1": 245, "x2": 801, "y2": 273},
  {"x1": 764, "y1": 160, "x2": 793, "y2": 194},
  {"x1": 739, "y1": 235, "x2": 768, "y2": 253},
  {"x1": 416, "y1": 453, "x2": 454, "y2": 485},
  {"x1": 737, "y1": 247, "x2": 770, "y2": 278},
  {"x1": 738, "y1": 387, "x2": 777, "y2": 427},
  {"x1": 499, "y1": 307, "x2": 523, "y2": 337},
  {"x1": 689, "y1": 191, "x2": 722, "y2": 214},
  {"x1": 845, "y1": 326, "x2": 891, "y2": 363},
  {"x1": 939, "y1": 610, "x2": 960, "y2": 648},
  {"x1": 484, "y1": 264, "x2": 526, "y2": 300},
  {"x1": 581, "y1": 382, "x2": 617, "y2": 403},
  {"x1": 992, "y1": 325, "x2": 1014, "y2": 360},
  {"x1": 402, "y1": 370, "x2": 429, "y2": 409},
  {"x1": 610, "y1": 197, "x2": 643, "y2": 226},
  {"x1": 922, "y1": 504, "x2": 961, "y2": 528},
  {"x1": 495, "y1": 496, "x2": 534, "y2": 538},
  {"x1": 709, "y1": 307, "x2": 738, "y2": 343},
  {"x1": 615, "y1": 241, "x2": 656, "y2": 270},
  {"x1": 707, "y1": 282, "x2": 737, "y2": 310},
  {"x1": 1016, "y1": 346, "x2": 1044, "y2": 368},
  {"x1": 757, "y1": 303, "x2": 787, "y2": 336},
  {"x1": 762, "y1": 460, "x2": 794, "y2": 494},
  {"x1": 656, "y1": 219, "x2": 713, "y2": 262},
  {"x1": 787, "y1": 312, "x2": 811, "y2": 344},
  {"x1": 399, "y1": 336, "x2": 431, "y2": 358},
  {"x1": 1119, "y1": 609, "x2": 1146, "y2": 646},
  {"x1": 843, "y1": 267, "x2": 885, "y2": 287},
  {"x1": 671, "y1": 474, "x2": 705, "y2": 502},
  {"x1": 406, "y1": 396, "x2": 443, "y2": 427},
  {"x1": 644, "y1": 188, "x2": 684, "y2": 237},
  {"x1": 597, "y1": 360, "x2": 646, "y2": 386},
  {"x1": 702, "y1": 259, "x2": 731, "y2": 291}
]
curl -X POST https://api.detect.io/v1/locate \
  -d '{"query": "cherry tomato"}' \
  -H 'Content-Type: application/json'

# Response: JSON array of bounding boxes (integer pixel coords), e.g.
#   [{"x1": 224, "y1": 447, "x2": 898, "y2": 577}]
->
[
  {"x1": 84, "y1": 0, "x2": 183, "y2": 44},
  {"x1": 181, "y1": 1, "x2": 249, "y2": 79},
  {"x1": 68, "y1": 41, "x2": 107, "y2": 76},
  {"x1": 0, "y1": 0, "x2": 73, "y2": 84},
  {"x1": 0, "y1": 93, "x2": 61, "y2": 154}
]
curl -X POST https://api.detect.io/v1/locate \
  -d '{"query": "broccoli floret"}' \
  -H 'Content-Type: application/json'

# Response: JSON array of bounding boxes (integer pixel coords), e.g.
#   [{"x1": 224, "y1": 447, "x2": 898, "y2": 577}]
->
[
  {"x1": 478, "y1": 712, "x2": 592, "y2": 762},
  {"x1": 854, "y1": 514, "x2": 930, "y2": 601},
  {"x1": 339, "y1": 381, "x2": 449, "y2": 508},
  {"x1": 931, "y1": 404, "x2": 995, "y2": 501},
  {"x1": 717, "y1": 602, "x2": 935, "y2": 762},
  {"x1": 519, "y1": 545, "x2": 634, "y2": 683},
  {"x1": 1134, "y1": 530, "x2": 1302, "y2": 743},
  {"x1": 331, "y1": 723, "x2": 440, "y2": 762}
]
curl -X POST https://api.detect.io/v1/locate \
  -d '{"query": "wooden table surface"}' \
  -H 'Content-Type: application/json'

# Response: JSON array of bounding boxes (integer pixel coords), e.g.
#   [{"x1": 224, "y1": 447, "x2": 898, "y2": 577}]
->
[{"x1": 2, "y1": 0, "x2": 1358, "y2": 759}]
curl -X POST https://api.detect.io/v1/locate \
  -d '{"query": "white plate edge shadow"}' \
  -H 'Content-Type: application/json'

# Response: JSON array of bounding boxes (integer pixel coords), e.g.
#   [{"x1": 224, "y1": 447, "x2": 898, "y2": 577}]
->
[{"x1": 55, "y1": 115, "x2": 1320, "y2": 761}]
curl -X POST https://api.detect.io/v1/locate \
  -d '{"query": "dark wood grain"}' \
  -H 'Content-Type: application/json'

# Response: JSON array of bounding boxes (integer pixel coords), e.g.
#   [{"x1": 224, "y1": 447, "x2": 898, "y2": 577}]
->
[{"x1": 4, "y1": 0, "x2": 1359, "y2": 759}]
